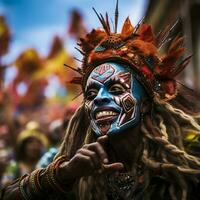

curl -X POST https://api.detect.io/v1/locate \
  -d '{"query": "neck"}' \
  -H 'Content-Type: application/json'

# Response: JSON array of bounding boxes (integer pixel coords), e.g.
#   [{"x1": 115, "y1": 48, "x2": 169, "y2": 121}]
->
[{"x1": 107, "y1": 123, "x2": 143, "y2": 171}]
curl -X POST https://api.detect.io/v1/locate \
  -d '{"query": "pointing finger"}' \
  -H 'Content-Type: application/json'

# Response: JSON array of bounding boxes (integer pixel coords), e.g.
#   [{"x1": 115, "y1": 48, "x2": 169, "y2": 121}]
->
[
  {"x1": 102, "y1": 162, "x2": 124, "y2": 174},
  {"x1": 97, "y1": 135, "x2": 109, "y2": 147}
]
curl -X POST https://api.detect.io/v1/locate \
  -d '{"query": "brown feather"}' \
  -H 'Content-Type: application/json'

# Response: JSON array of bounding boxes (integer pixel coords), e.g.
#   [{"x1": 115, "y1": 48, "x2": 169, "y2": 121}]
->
[
  {"x1": 114, "y1": 0, "x2": 119, "y2": 33},
  {"x1": 161, "y1": 48, "x2": 185, "y2": 68},
  {"x1": 156, "y1": 24, "x2": 171, "y2": 47},
  {"x1": 157, "y1": 19, "x2": 181, "y2": 48},
  {"x1": 80, "y1": 29, "x2": 107, "y2": 53},
  {"x1": 170, "y1": 55, "x2": 192, "y2": 77},
  {"x1": 106, "y1": 12, "x2": 111, "y2": 34},
  {"x1": 130, "y1": 39, "x2": 157, "y2": 55},
  {"x1": 92, "y1": 7, "x2": 110, "y2": 35}
]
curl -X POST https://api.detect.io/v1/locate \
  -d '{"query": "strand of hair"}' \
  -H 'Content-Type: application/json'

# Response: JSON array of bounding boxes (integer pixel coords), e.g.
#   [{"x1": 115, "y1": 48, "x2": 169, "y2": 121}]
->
[{"x1": 71, "y1": 91, "x2": 83, "y2": 101}]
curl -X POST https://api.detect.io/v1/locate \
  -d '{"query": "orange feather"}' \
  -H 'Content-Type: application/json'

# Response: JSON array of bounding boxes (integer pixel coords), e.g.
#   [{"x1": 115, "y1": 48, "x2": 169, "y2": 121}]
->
[
  {"x1": 168, "y1": 36, "x2": 184, "y2": 53},
  {"x1": 130, "y1": 39, "x2": 157, "y2": 55},
  {"x1": 121, "y1": 17, "x2": 134, "y2": 38}
]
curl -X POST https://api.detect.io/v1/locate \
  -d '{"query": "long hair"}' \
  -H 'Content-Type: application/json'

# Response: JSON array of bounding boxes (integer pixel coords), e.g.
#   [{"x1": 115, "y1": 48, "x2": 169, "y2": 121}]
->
[{"x1": 57, "y1": 84, "x2": 200, "y2": 200}]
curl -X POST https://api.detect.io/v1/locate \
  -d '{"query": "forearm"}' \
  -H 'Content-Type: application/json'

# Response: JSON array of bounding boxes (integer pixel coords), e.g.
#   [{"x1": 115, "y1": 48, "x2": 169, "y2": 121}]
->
[{"x1": 0, "y1": 156, "x2": 76, "y2": 200}]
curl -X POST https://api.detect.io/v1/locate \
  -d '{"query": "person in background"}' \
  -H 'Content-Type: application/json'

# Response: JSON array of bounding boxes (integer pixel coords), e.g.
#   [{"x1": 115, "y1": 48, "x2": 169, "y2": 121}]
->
[
  {"x1": 37, "y1": 119, "x2": 63, "y2": 168},
  {"x1": 0, "y1": 120, "x2": 13, "y2": 187},
  {"x1": 1, "y1": 121, "x2": 48, "y2": 186},
  {"x1": 0, "y1": 140, "x2": 10, "y2": 188},
  {"x1": 37, "y1": 104, "x2": 77, "y2": 168}
]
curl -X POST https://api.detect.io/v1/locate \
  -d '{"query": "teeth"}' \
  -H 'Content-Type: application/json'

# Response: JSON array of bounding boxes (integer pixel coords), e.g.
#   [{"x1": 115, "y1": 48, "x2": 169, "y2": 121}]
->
[{"x1": 96, "y1": 111, "x2": 118, "y2": 119}]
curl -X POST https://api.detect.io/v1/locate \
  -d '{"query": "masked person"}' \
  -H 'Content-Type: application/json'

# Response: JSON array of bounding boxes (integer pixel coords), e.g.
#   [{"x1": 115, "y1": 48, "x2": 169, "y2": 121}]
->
[{"x1": 1, "y1": 5, "x2": 200, "y2": 200}]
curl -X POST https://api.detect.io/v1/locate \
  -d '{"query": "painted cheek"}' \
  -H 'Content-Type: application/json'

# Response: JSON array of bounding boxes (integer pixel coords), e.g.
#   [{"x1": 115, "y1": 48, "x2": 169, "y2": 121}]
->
[{"x1": 121, "y1": 94, "x2": 136, "y2": 112}]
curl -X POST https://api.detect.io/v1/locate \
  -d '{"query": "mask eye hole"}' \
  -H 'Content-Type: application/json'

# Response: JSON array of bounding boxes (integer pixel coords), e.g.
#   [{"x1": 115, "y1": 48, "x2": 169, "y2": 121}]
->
[
  {"x1": 85, "y1": 89, "x2": 98, "y2": 101},
  {"x1": 109, "y1": 83, "x2": 126, "y2": 95}
]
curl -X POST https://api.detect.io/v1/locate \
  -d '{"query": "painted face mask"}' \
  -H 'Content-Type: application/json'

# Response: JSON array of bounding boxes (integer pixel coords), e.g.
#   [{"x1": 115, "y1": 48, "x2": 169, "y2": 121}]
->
[{"x1": 85, "y1": 62, "x2": 147, "y2": 136}]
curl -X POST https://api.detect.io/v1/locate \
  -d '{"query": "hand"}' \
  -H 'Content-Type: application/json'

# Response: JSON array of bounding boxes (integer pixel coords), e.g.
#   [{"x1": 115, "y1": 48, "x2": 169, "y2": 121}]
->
[{"x1": 57, "y1": 135, "x2": 124, "y2": 182}]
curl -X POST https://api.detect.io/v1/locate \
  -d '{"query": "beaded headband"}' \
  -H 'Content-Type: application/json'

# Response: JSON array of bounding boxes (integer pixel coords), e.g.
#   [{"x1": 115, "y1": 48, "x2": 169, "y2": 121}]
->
[{"x1": 66, "y1": 1, "x2": 191, "y2": 101}]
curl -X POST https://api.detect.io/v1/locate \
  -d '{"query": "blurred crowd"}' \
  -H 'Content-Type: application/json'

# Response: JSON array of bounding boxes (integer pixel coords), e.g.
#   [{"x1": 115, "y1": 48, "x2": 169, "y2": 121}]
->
[
  {"x1": 0, "y1": 108, "x2": 76, "y2": 188},
  {"x1": 0, "y1": 10, "x2": 86, "y2": 188}
]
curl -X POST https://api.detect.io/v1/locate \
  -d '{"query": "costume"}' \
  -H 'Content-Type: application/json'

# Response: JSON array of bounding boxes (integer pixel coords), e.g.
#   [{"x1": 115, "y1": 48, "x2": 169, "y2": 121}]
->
[{"x1": 1, "y1": 2, "x2": 200, "y2": 200}]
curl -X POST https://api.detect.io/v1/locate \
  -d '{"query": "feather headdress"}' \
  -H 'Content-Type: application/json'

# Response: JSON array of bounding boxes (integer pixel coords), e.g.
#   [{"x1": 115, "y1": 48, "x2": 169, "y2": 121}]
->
[{"x1": 67, "y1": 2, "x2": 191, "y2": 101}]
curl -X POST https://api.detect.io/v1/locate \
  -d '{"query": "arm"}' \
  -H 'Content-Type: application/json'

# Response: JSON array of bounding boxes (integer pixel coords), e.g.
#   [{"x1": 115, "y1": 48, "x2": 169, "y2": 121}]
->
[
  {"x1": 1, "y1": 136, "x2": 123, "y2": 200},
  {"x1": 0, "y1": 156, "x2": 75, "y2": 200}
]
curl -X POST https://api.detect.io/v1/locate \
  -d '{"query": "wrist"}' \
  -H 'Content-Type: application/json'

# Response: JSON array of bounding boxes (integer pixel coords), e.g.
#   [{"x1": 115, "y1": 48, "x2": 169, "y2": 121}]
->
[{"x1": 55, "y1": 160, "x2": 76, "y2": 185}]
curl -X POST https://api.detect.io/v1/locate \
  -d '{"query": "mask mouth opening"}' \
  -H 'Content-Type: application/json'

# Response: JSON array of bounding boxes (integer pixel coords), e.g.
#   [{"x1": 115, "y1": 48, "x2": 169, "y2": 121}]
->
[
  {"x1": 97, "y1": 121, "x2": 112, "y2": 135},
  {"x1": 93, "y1": 107, "x2": 120, "y2": 135},
  {"x1": 95, "y1": 111, "x2": 119, "y2": 135}
]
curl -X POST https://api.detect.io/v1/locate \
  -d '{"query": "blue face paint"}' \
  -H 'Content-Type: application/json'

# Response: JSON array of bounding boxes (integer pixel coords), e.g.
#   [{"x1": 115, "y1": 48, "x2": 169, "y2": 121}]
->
[{"x1": 85, "y1": 62, "x2": 147, "y2": 136}]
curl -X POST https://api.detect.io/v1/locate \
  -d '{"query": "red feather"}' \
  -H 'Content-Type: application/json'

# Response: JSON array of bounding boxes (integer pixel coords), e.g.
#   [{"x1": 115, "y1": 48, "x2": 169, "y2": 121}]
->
[{"x1": 139, "y1": 24, "x2": 155, "y2": 44}]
